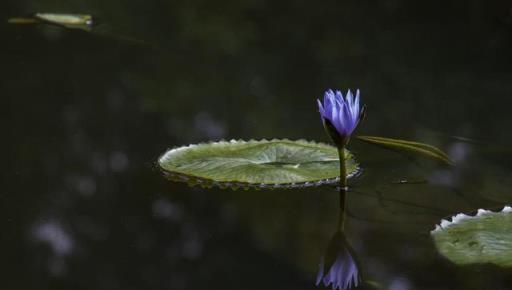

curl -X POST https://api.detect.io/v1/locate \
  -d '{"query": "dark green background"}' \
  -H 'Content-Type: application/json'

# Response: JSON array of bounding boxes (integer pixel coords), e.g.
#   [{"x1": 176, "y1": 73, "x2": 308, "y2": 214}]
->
[{"x1": 3, "y1": 1, "x2": 512, "y2": 289}]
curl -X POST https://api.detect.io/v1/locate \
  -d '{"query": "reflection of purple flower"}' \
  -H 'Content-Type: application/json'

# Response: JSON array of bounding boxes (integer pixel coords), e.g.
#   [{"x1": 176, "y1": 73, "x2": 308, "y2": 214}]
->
[
  {"x1": 317, "y1": 89, "x2": 363, "y2": 144},
  {"x1": 316, "y1": 231, "x2": 362, "y2": 290}
]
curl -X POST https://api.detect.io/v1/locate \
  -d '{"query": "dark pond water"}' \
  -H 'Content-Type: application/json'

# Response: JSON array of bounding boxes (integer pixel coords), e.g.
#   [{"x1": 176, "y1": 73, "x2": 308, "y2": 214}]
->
[{"x1": 4, "y1": 1, "x2": 512, "y2": 289}]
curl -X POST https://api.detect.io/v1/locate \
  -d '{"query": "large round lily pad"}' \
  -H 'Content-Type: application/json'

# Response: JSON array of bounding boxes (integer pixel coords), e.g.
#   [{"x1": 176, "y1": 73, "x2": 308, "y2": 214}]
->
[
  {"x1": 431, "y1": 206, "x2": 512, "y2": 267},
  {"x1": 158, "y1": 139, "x2": 359, "y2": 190}
]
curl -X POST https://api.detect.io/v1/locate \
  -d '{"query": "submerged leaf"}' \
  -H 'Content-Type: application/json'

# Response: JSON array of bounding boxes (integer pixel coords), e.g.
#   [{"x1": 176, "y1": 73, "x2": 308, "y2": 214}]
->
[
  {"x1": 431, "y1": 206, "x2": 512, "y2": 267},
  {"x1": 355, "y1": 135, "x2": 454, "y2": 165},
  {"x1": 158, "y1": 139, "x2": 359, "y2": 190}
]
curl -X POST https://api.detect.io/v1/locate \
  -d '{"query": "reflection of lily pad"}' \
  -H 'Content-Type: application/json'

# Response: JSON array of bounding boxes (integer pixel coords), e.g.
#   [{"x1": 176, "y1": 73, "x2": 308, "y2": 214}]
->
[
  {"x1": 158, "y1": 139, "x2": 359, "y2": 190},
  {"x1": 431, "y1": 206, "x2": 512, "y2": 267}
]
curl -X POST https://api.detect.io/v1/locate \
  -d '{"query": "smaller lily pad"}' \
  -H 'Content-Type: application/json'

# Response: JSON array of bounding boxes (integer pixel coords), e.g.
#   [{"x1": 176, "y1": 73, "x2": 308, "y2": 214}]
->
[
  {"x1": 431, "y1": 206, "x2": 512, "y2": 267},
  {"x1": 158, "y1": 139, "x2": 359, "y2": 190}
]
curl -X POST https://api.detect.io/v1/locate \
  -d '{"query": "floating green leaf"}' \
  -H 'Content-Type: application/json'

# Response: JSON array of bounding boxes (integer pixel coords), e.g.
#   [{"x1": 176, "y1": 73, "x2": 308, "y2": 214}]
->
[
  {"x1": 431, "y1": 206, "x2": 512, "y2": 267},
  {"x1": 355, "y1": 135, "x2": 454, "y2": 165},
  {"x1": 158, "y1": 139, "x2": 359, "y2": 190},
  {"x1": 8, "y1": 13, "x2": 94, "y2": 31}
]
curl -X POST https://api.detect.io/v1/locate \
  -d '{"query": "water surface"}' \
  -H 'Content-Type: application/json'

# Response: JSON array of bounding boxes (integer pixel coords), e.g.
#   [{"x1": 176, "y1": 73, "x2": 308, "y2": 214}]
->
[{"x1": 3, "y1": 1, "x2": 512, "y2": 289}]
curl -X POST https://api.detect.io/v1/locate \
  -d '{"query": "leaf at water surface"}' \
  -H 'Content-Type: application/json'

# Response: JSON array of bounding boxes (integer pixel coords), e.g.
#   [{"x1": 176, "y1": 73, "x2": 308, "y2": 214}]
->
[
  {"x1": 431, "y1": 206, "x2": 512, "y2": 267},
  {"x1": 8, "y1": 13, "x2": 94, "y2": 31},
  {"x1": 158, "y1": 139, "x2": 359, "y2": 190},
  {"x1": 355, "y1": 135, "x2": 454, "y2": 165}
]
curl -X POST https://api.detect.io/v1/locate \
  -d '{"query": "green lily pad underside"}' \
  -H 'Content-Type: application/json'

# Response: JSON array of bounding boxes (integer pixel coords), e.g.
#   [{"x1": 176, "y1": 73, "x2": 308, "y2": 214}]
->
[
  {"x1": 431, "y1": 206, "x2": 512, "y2": 267},
  {"x1": 158, "y1": 139, "x2": 359, "y2": 190}
]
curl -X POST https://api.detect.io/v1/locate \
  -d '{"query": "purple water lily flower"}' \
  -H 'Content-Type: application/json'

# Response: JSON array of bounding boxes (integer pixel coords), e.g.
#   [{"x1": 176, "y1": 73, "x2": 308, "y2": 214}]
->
[
  {"x1": 317, "y1": 89, "x2": 364, "y2": 145},
  {"x1": 316, "y1": 231, "x2": 362, "y2": 290}
]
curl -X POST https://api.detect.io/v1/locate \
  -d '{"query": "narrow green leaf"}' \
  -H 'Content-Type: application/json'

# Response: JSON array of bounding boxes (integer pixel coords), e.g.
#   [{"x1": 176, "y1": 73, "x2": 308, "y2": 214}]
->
[
  {"x1": 35, "y1": 13, "x2": 94, "y2": 31},
  {"x1": 431, "y1": 206, "x2": 512, "y2": 267},
  {"x1": 8, "y1": 13, "x2": 94, "y2": 31},
  {"x1": 7, "y1": 17, "x2": 40, "y2": 24},
  {"x1": 355, "y1": 135, "x2": 454, "y2": 165},
  {"x1": 158, "y1": 139, "x2": 359, "y2": 190}
]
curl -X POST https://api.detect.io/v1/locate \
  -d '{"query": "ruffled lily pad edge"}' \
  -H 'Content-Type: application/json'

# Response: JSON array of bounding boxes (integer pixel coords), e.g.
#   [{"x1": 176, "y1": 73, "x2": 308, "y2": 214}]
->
[
  {"x1": 431, "y1": 205, "x2": 512, "y2": 234},
  {"x1": 157, "y1": 138, "x2": 362, "y2": 190}
]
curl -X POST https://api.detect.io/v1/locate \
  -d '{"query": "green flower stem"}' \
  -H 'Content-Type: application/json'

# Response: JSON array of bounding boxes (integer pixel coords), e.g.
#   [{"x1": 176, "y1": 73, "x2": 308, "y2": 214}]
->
[{"x1": 337, "y1": 145, "x2": 347, "y2": 231}]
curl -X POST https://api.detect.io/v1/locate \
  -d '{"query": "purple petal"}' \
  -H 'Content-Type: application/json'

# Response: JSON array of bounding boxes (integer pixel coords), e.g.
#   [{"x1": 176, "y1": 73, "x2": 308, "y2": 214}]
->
[
  {"x1": 325, "y1": 91, "x2": 336, "y2": 119},
  {"x1": 335, "y1": 90, "x2": 345, "y2": 107},
  {"x1": 353, "y1": 90, "x2": 360, "y2": 121},
  {"x1": 317, "y1": 99, "x2": 326, "y2": 117},
  {"x1": 324, "y1": 89, "x2": 335, "y2": 105},
  {"x1": 342, "y1": 102, "x2": 353, "y2": 133},
  {"x1": 334, "y1": 104, "x2": 347, "y2": 135},
  {"x1": 346, "y1": 90, "x2": 353, "y2": 109}
]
